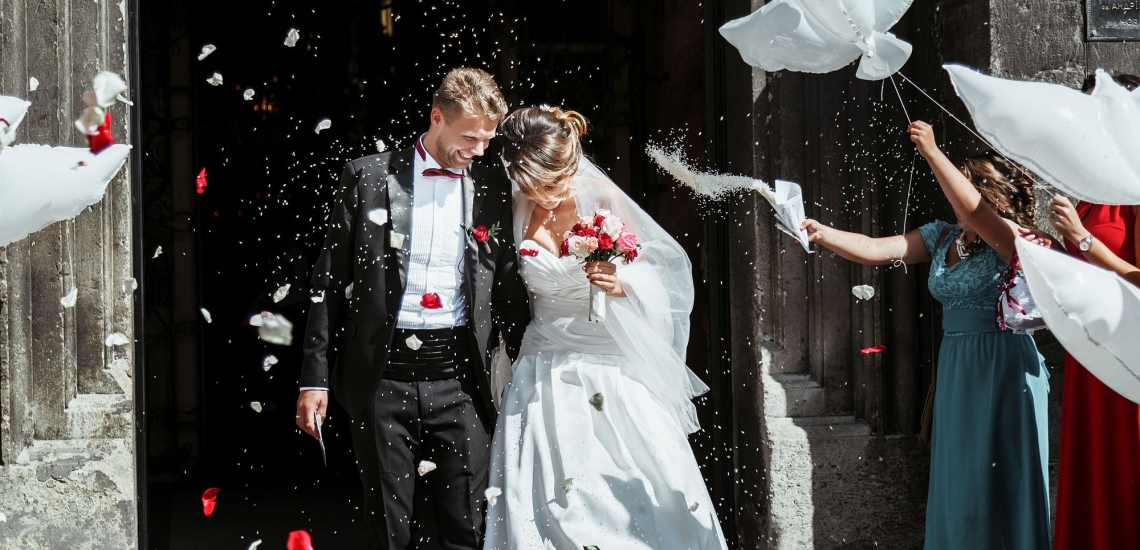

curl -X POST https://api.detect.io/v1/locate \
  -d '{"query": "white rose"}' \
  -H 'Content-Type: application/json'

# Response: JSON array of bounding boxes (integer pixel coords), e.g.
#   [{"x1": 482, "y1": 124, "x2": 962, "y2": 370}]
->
[
  {"x1": 567, "y1": 235, "x2": 592, "y2": 258},
  {"x1": 601, "y1": 217, "x2": 624, "y2": 239}
]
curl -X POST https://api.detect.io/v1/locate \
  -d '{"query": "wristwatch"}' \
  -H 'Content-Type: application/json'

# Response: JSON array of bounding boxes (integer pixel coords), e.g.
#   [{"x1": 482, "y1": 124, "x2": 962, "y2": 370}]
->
[{"x1": 1078, "y1": 234, "x2": 1095, "y2": 252}]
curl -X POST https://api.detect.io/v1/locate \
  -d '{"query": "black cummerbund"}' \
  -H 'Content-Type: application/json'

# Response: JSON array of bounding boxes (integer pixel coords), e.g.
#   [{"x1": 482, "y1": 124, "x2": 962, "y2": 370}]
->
[{"x1": 384, "y1": 326, "x2": 473, "y2": 381}]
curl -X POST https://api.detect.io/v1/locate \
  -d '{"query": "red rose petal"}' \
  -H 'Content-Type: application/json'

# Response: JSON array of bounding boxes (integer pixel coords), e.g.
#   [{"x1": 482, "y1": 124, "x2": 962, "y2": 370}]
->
[
  {"x1": 201, "y1": 487, "x2": 220, "y2": 517},
  {"x1": 196, "y1": 168, "x2": 208, "y2": 194},
  {"x1": 859, "y1": 345, "x2": 887, "y2": 355},
  {"x1": 286, "y1": 530, "x2": 314, "y2": 550},
  {"x1": 420, "y1": 292, "x2": 442, "y2": 309},
  {"x1": 519, "y1": 248, "x2": 539, "y2": 257}
]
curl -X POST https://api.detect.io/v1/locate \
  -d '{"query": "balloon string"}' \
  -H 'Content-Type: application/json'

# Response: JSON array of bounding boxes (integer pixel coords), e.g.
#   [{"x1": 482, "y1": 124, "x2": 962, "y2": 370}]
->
[
  {"x1": 888, "y1": 74, "x2": 914, "y2": 274},
  {"x1": 894, "y1": 71, "x2": 1041, "y2": 186}
]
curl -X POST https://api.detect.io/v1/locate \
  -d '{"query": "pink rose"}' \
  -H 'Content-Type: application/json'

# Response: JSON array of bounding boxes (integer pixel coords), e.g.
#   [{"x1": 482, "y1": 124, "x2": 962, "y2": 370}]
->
[
  {"x1": 577, "y1": 216, "x2": 594, "y2": 228},
  {"x1": 586, "y1": 236, "x2": 599, "y2": 252},
  {"x1": 601, "y1": 216, "x2": 624, "y2": 239},
  {"x1": 567, "y1": 235, "x2": 592, "y2": 258},
  {"x1": 615, "y1": 231, "x2": 638, "y2": 253}
]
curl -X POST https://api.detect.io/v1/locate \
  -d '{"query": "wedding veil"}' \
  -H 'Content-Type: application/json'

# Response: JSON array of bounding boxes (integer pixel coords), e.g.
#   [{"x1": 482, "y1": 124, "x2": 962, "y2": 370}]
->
[{"x1": 510, "y1": 156, "x2": 710, "y2": 434}]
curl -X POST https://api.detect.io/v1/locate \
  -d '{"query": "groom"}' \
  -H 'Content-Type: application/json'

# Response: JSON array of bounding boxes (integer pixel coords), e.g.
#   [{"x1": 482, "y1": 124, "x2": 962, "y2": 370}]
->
[{"x1": 296, "y1": 67, "x2": 530, "y2": 550}]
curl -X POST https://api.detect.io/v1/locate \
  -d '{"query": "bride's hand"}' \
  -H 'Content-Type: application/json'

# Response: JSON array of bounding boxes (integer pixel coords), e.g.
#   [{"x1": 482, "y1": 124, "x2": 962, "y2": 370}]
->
[{"x1": 585, "y1": 261, "x2": 626, "y2": 297}]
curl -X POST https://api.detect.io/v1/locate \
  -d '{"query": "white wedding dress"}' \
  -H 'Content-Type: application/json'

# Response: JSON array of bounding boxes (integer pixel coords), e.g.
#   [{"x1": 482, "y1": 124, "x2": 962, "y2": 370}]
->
[{"x1": 483, "y1": 163, "x2": 728, "y2": 550}]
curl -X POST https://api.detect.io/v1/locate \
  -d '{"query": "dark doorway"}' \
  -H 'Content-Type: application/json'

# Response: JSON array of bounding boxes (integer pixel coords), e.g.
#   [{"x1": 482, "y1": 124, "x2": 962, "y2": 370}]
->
[{"x1": 139, "y1": 1, "x2": 734, "y2": 547}]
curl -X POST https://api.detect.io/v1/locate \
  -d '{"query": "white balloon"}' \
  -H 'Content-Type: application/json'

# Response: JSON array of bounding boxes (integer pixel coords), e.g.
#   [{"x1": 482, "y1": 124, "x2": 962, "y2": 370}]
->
[
  {"x1": 945, "y1": 65, "x2": 1140, "y2": 205},
  {"x1": 719, "y1": 0, "x2": 913, "y2": 81},
  {"x1": 1017, "y1": 239, "x2": 1140, "y2": 403}
]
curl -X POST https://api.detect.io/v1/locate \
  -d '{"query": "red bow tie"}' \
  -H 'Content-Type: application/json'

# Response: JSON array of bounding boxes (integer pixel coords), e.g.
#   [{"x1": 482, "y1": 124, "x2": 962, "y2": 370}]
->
[{"x1": 422, "y1": 168, "x2": 463, "y2": 179}]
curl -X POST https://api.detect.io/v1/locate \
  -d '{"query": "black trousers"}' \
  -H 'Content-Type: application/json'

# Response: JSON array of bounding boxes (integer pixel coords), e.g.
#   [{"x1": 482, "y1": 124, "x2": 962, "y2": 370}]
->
[{"x1": 350, "y1": 328, "x2": 492, "y2": 550}]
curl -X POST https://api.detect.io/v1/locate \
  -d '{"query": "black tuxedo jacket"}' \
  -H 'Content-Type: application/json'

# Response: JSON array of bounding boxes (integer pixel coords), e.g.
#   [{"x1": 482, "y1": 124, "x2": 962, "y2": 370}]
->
[{"x1": 300, "y1": 146, "x2": 530, "y2": 420}]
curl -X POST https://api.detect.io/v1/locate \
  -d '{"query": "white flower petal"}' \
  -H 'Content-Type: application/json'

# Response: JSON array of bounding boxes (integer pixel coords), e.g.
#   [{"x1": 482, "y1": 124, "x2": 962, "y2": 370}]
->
[
  {"x1": 262, "y1": 355, "x2": 279, "y2": 371},
  {"x1": 417, "y1": 460, "x2": 436, "y2": 476},
  {"x1": 257, "y1": 312, "x2": 294, "y2": 346},
  {"x1": 284, "y1": 28, "x2": 301, "y2": 47},
  {"x1": 405, "y1": 334, "x2": 423, "y2": 351},
  {"x1": 93, "y1": 72, "x2": 129, "y2": 107},
  {"x1": 484, "y1": 486, "x2": 502, "y2": 506},
  {"x1": 689, "y1": 501, "x2": 700, "y2": 511},
  {"x1": 206, "y1": 73, "x2": 224, "y2": 87},
  {"x1": 250, "y1": 401, "x2": 263, "y2": 413},
  {"x1": 314, "y1": 118, "x2": 331, "y2": 134},
  {"x1": 345, "y1": 283, "x2": 353, "y2": 299},
  {"x1": 152, "y1": 245, "x2": 163, "y2": 258},
  {"x1": 375, "y1": 139, "x2": 387, "y2": 153},
  {"x1": 243, "y1": 89, "x2": 255, "y2": 101},
  {"x1": 851, "y1": 285, "x2": 875, "y2": 301},
  {"x1": 367, "y1": 208, "x2": 389, "y2": 226},
  {"x1": 61, "y1": 287, "x2": 78, "y2": 308},
  {"x1": 560, "y1": 478, "x2": 573, "y2": 492},
  {"x1": 273, "y1": 284, "x2": 291, "y2": 303},
  {"x1": 310, "y1": 291, "x2": 325, "y2": 303},
  {"x1": 200, "y1": 308, "x2": 212, "y2": 324},
  {"x1": 122, "y1": 277, "x2": 138, "y2": 296},
  {"x1": 248, "y1": 314, "x2": 264, "y2": 327},
  {"x1": 197, "y1": 44, "x2": 216, "y2": 61},
  {"x1": 29, "y1": 77, "x2": 39, "y2": 92},
  {"x1": 105, "y1": 332, "x2": 129, "y2": 347},
  {"x1": 247, "y1": 540, "x2": 262, "y2": 550}
]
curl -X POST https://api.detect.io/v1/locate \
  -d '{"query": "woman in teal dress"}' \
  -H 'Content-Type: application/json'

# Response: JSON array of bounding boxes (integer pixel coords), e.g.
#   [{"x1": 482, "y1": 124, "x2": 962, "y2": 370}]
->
[{"x1": 797, "y1": 121, "x2": 1051, "y2": 549}]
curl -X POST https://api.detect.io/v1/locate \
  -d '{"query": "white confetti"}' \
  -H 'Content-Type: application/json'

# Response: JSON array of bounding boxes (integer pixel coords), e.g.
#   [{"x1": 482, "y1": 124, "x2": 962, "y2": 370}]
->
[
  {"x1": 105, "y1": 332, "x2": 129, "y2": 347},
  {"x1": 484, "y1": 486, "x2": 502, "y2": 506},
  {"x1": 405, "y1": 334, "x2": 423, "y2": 351},
  {"x1": 284, "y1": 28, "x2": 301, "y2": 47},
  {"x1": 116, "y1": 93, "x2": 134, "y2": 106},
  {"x1": 206, "y1": 72, "x2": 223, "y2": 87},
  {"x1": 122, "y1": 277, "x2": 138, "y2": 296},
  {"x1": 247, "y1": 540, "x2": 262, "y2": 550},
  {"x1": 852, "y1": 285, "x2": 875, "y2": 301},
  {"x1": 243, "y1": 89, "x2": 255, "y2": 101},
  {"x1": 248, "y1": 314, "x2": 264, "y2": 327},
  {"x1": 273, "y1": 284, "x2": 291, "y2": 303},
  {"x1": 200, "y1": 308, "x2": 212, "y2": 324},
  {"x1": 152, "y1": 245, "x2": 163, "y2": 258},
  {"x1": 345, "y1": 282, "x2": 354, "y2": 299},
  {"x1": 367, "y1": 208, "x2": 389, "y2": 226},
  {"x1": 29, "y1": 77, "x2": 39, "y2": 92},
  {"x1": 314, "y1": 118, "x2": 332, "y2": 134},
  {"x1": 417, "y1": 460, "x2": 436, "y2": 476},
  {"x1": 61, "y1": 287, "x2": 78, "y2": 308},
  {"x1": 197, "y1": 44, "x2": 216, "y2": 61},
  {"x1": 375, "y1": 139, "x2": 387, "y2": 153},
  {"x1": 262, "y1": 355, "x2": 279, "y2": 371},
  {"x1": 310, "y1": 291, "x2": 325, "y2": 303},
  {"x1": 256, "y1": 312, "x2": 294, "y2": 346},
  {"x1": 250, "y1": 401, "x2": 263, "y2": 413},
  {"x1": 560, "y1": 478, "x2": 574, "y2": 492},
  {"x1": 689, "y1": 501, "x2": 700, "y2": 512}
]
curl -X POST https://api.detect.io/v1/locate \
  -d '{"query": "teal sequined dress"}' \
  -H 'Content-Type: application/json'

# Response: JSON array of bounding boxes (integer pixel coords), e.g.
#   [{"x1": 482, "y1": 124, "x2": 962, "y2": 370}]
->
[{"x1": 918, "y1": 220, "x2": 1050, "y2": 550}]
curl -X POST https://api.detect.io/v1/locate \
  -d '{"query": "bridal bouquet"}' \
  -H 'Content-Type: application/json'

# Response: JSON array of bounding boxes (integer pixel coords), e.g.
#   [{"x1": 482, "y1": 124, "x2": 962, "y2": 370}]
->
[{"x1": 559, "y1": 210, "x2": 640, "y2": 322}]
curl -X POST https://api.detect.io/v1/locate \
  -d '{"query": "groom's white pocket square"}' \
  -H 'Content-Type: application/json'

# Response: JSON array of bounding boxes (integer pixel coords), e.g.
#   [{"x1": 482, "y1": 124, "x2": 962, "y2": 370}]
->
[
  {"x1": 389, "y1": 231, "x2": 406, "y2": 249},
  {"x1": 367, "y1": 207, "x2": 389, "y2": 226}
]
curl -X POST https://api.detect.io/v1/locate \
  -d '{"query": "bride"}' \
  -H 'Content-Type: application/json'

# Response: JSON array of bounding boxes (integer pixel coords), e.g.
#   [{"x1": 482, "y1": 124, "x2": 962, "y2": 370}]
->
[{"x1": 483, "y1": 105, "x2": 729, "y2": 550}]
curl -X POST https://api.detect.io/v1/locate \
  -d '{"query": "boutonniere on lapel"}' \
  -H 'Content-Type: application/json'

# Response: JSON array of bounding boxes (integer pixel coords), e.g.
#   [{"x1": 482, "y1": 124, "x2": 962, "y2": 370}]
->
[{"x1": 470, "y1": 221, "x2": 501, "y2": 253}]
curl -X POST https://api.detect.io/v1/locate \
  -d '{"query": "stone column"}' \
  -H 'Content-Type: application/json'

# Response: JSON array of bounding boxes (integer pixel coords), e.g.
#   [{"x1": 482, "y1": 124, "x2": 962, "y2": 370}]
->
[{"x1": 0, "y1": 0, "x2": 138, "y2": 547}]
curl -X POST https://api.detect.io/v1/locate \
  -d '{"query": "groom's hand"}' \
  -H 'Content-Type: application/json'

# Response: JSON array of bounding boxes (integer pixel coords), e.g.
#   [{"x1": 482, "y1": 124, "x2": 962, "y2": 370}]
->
[
  {"x1": 296, "y1": 390, "x2": 328, "y2": 440},
  {"x1": 585, "y1": 261, "x2": 626, "y2": 297}
]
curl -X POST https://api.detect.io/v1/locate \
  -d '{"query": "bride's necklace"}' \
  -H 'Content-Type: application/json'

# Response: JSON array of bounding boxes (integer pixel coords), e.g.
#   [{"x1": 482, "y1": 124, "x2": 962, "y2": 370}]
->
[{"x1": 955, "y1": 232, "x2": 980, "y2": 259}]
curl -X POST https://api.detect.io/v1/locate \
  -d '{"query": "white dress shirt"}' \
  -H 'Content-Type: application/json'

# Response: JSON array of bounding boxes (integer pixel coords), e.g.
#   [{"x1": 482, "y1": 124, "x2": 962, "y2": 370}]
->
[{"x1": 396, "y1": 136, "x2": 469, "y2": 328}]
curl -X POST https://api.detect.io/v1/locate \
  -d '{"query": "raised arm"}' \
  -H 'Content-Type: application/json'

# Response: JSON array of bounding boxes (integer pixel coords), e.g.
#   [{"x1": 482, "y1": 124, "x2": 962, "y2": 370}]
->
[
  {"x1": 1049, "y1": 196, "x2": 1140, "y2": 288},
  {"x1": 908, "y1": 121, "x2": 1022, "y2": 263},
  {"x1": 801, "y1": 219, "x2": 931, "y2": 266}
]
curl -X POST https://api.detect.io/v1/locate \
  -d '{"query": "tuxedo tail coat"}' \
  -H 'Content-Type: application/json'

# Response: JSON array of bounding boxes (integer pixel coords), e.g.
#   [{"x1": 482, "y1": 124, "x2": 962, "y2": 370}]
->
[{"x1": 300, "y1": 146, "x2": 530, "y2": 419}]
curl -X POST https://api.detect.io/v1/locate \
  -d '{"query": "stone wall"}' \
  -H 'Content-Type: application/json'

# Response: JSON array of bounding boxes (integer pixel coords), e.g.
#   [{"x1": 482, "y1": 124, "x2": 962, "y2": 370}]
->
[
  {"x1": 0, "y1": 0, "x2": 138, "y2": 548},
  {"x1": 723, "y1": 0, "x2": 1140, "y2": 548}
]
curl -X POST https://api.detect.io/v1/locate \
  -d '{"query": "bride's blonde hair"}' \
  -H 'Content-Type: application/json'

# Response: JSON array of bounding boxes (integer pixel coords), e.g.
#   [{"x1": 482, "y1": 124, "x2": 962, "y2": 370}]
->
[{"x1": 499, "y1": 105, "x2": 588, "y2": 203}]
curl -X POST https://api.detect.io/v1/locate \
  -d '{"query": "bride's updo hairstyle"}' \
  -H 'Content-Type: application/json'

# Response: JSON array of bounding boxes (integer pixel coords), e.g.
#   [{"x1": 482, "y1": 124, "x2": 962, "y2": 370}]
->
[{"x1": 499, "y1": 105, "x2": 589, "y2": 203}]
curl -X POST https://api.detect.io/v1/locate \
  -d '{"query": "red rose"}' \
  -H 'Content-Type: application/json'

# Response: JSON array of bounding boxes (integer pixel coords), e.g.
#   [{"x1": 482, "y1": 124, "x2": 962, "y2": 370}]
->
[
  {"x1": 472, "y1": 225, "x2": 489, "y2": 243},
  {"x1": 577, "y1": 227, "x2": 597, "y2": 238},
  {"x1": 287, "y1": 531, "x2": 314, "y2": 550},
  {"x1": 519, "y1": 248, "x2": 539, "y2": 257},
  {"x1": 598, "y1": 233, "x2": 613, "y2": 251},
  {"x1": 420, "y1": 293, "x2": 442, "y2": 309},
  {"x1": 86, "y1": 113, "x2": 115, "y2": 154},
  {"x1": 594, "y1": 214, "x2": 606, "y2": 227},
  {"x1": 623, "y1": 249, "x2": 638, "y2": 263},
  {"x1": 572, "y1": 223, "x2": 582, "y2": 232},
  {"x1": 559, "y1": 239, "x2": 570, "y2": 257}
]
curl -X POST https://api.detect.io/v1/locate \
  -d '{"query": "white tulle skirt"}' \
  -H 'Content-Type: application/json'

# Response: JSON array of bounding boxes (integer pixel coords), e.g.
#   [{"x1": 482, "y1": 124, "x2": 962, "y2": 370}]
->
[{"x1": 483, "y1": 339, "x2": 728, "y2": 550}]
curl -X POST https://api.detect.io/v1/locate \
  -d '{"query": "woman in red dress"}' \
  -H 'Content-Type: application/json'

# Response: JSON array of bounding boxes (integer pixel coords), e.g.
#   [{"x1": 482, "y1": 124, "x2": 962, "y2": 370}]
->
[{"x1": 1048, "y1": 75, "x2": 1140, "y2": 547}]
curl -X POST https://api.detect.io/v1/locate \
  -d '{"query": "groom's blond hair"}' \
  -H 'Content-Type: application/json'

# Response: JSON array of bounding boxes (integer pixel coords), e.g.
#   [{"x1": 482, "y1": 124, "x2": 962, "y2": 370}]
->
[{"x1": 433, "y1": 68, "x2": 508, "y2": 122}]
